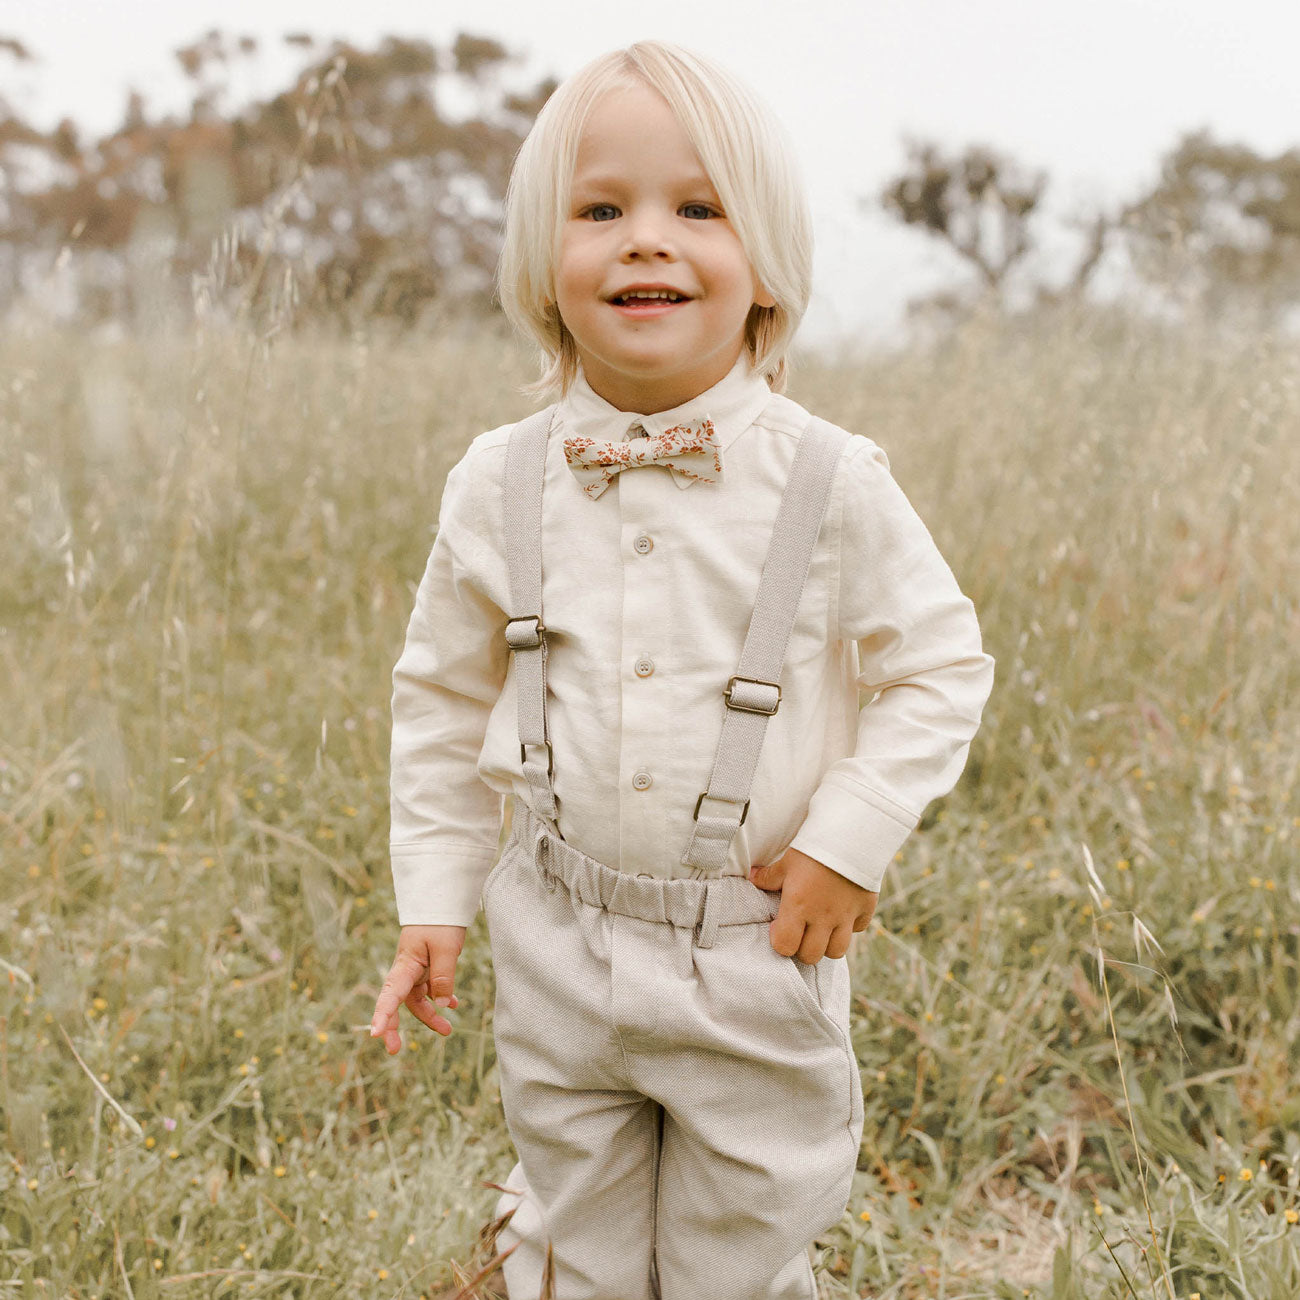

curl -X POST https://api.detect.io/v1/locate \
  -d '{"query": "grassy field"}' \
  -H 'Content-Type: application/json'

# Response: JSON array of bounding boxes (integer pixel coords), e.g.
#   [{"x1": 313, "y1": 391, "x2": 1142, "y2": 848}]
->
[{"x1": 1, "y1": 300, "x2": 1298, "y2": 1298}]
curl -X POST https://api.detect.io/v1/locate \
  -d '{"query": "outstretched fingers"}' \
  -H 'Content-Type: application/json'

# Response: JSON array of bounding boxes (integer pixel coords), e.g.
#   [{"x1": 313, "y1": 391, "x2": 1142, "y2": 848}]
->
[
  {"x1": 404, "y1": 986, "x2": 459, "y2": 1041},
  {"x1": 370, "y1": 950, "x2": 459, "y2": 1054}
]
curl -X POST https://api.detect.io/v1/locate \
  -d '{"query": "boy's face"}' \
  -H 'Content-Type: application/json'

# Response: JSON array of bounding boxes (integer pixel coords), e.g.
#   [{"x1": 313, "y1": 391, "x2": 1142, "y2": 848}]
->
[{"x1": 555, "y1": 81, "x2": 775, "y2": 414}]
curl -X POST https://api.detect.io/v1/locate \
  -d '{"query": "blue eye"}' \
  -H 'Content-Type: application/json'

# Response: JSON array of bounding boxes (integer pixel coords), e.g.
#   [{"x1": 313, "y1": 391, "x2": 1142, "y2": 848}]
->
[
  {"x1": 681, "y1": 203, "x2": 716, "y2": 219},
  {"x1": 586, "y1": 204, "x2": 619, "y2": 221}
]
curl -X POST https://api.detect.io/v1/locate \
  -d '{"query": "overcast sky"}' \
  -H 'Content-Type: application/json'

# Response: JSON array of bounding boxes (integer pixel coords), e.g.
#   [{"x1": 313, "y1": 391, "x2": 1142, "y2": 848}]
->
[{"x1": 3, "y1": 0, "x2": 1297, "y2": 348}]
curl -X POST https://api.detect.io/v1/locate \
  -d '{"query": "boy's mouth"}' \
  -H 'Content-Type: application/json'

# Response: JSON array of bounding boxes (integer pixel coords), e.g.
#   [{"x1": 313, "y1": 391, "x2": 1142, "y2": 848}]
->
[
  {"x1": 607, "y1": 289, "x2": 693, "y2": 317},
  {"x1": 607, "y1": 289, "x2": 691, "y2": 305}
]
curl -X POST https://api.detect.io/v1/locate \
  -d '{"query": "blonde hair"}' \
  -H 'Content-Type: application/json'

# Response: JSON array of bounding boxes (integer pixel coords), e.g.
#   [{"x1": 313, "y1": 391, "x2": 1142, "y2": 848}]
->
[{"x1": 497, "y1": 41, "x2": 812, "y2": 401}]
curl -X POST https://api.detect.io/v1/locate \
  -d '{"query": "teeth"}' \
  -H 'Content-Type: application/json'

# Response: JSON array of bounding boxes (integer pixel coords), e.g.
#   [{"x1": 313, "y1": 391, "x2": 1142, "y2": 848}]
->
[{"x1": 618, "y1": 290, "x2": 683, "y2": 302}]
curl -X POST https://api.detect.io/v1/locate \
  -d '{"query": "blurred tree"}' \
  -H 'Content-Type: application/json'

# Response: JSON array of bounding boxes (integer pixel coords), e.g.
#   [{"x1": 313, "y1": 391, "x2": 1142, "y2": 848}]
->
[
  {"x1": 881, "y1": 138, "x2": 1047, "y2": 291},
  {"x1": 0, "y1": 36, "x2": 48, "y2": 303},
  {"x1": 1119, "y1": 128, "x2": 1300, "y2": 329},
  {"x1": 876, "y1": 130, "x2": 1300, "y2": 341},
  {"x1": 875, "y1": 137, "x2": 1112, "y2": 335},
  {"x1": 0, "y1": 29, "x2": 556, "y2": 331}
]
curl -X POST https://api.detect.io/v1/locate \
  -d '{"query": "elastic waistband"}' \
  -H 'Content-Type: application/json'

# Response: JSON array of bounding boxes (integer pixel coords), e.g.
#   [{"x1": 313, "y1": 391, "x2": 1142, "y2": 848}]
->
[{"x1": 508, "y1": 799, "x2": 779, "y2": 944}]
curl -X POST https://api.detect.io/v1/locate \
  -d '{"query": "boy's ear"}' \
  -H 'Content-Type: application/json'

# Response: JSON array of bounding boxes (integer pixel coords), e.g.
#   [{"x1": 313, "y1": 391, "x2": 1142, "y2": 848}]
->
[{"x1": 753, "y1": 282, "x2": 776, "y2": 310}]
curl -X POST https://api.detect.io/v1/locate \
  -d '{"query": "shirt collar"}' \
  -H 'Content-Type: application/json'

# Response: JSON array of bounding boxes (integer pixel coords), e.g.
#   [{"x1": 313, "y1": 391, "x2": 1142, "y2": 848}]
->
[{"x1": 555, "y1": 356, "x2": 773, "y2": 488}]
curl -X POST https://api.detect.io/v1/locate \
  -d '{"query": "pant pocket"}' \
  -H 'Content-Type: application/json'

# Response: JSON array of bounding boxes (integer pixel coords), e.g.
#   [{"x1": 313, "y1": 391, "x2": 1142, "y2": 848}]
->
[
  {"x1": 751, "y1": 930, "x2": 847, "y2": 1051},
  {"x1": 782, "y1": 949, "x2": 864, "y2": 1142}
]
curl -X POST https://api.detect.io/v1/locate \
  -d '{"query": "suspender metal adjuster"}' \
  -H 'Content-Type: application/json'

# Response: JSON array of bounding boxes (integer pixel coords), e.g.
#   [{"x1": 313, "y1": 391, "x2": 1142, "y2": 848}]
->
[
  {"x1": 505, "y1": 615, "x2": 545, "y2": 650},
  {"x1": 693, "y1": 792, "x2": 750, "y2": 825},
  {"x1": 520, "y1": 740, "x2": 554, "y2": 778},
  {"x1": 723, "y1": 675, "x2": 781, "y2": 715}
]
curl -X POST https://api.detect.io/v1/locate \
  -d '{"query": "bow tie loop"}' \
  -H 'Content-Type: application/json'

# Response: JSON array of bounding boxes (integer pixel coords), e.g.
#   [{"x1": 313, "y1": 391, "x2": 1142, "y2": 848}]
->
[{"x1": 563, "y1": 418, "x2": 722, "y2": 500}]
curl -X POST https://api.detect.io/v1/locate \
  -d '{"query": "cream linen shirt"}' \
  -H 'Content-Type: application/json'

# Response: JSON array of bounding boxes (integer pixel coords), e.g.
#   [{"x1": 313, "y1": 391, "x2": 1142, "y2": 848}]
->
[{"x1": 389, "y1": 356, "x2": 995, "y2": 927}]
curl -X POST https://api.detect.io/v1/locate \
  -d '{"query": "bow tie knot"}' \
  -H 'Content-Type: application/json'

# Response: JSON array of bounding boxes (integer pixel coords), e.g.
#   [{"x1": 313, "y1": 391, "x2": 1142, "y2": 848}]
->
[{"x1": 563, "y1": 418, "x2": 722, "y2": 500}]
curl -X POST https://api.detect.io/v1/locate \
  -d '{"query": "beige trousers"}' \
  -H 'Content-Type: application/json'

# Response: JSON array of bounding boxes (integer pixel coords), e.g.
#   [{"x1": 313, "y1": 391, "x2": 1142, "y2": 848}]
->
[{"x1": 482, "y1": 800, "x2": 864, "y2": 1300}]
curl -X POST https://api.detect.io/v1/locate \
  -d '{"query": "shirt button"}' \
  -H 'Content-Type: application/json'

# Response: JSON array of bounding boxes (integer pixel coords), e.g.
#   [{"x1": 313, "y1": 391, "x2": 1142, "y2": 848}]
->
[
  {"x1": 632, "y1": 771, "x2": 653, "y2": 791},
  {"x1": 634, "y1": 657, "x2": 655, "y2": 678},
  {"x1": 633, "y1": 534, "x2": 653, "y2": 555}
]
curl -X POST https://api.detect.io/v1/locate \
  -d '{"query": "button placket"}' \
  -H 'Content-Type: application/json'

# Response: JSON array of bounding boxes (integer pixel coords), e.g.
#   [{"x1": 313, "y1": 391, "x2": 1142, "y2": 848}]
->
[{"x1": 619, "y1": 466, "x2": 663, "y2": 862}]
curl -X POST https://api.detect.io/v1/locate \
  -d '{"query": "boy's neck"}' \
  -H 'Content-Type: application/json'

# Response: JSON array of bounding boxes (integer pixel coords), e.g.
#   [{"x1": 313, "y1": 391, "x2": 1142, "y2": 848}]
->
[{"x1": 578, "y1": 349, "x2": 750, "y2": 415}]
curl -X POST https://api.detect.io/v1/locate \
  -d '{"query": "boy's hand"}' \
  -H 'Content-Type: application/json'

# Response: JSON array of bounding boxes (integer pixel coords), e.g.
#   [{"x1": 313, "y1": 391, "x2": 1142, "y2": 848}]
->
[
  {"x1": 749, "y1": 849, "x2": 877, "y2": 963},
  {"x1": 370, "y1": 924, "x2": 467, "y2": 1054}
]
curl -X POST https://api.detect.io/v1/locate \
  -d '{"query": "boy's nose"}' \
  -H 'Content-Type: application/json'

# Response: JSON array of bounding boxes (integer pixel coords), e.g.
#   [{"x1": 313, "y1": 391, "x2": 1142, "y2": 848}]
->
[{"x1": 620, "y1": 212, "x2": 675, "y2": 260}]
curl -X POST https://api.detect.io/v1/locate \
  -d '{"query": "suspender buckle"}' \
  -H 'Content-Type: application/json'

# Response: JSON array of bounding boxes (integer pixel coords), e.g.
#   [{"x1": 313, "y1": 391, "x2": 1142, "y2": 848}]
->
[
  {"x1": 723, "y1": 676, "x2": 781, "y2": 715},
  {"x1": 520, "y1": 741, "x2": 554, "y2": 777},
  {"x1": 693, "y1": 792, "x2": 750, "y2": 826},
  {"x1": 505, "y1": 615, "x2": 546, "y2": 650}
]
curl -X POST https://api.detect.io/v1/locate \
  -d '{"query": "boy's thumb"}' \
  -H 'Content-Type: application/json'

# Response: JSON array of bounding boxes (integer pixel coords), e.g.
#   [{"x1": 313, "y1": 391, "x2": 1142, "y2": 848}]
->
[{"x1": 425, "y1": 953, "x2": 459, "y2": 1008}]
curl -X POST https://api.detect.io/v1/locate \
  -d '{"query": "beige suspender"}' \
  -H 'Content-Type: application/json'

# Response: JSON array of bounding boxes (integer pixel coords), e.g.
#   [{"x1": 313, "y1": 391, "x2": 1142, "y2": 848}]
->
[
  {"x1": 503, "y1": 405, "x2": 561, "y2": 830},
  {"x1": 678, "y1": 417, "x2": 848, "y2": 869}
]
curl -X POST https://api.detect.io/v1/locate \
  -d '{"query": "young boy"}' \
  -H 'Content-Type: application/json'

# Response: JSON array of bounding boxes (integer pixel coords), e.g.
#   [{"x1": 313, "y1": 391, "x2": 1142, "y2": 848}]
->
[{"x1": 371, "y1": 40, "x2": 994, "y2": 1300}]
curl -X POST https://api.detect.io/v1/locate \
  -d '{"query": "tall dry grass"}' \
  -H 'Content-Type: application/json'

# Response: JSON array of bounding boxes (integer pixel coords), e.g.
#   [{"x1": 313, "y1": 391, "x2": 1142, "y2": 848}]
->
[{"x1": 1, "y1": 298, "x2": 1298, "y2": 1298}]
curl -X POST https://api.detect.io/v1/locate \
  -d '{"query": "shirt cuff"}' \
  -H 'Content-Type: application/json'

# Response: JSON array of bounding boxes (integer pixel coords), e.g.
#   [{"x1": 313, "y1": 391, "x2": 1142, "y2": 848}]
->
[
  {"x1": 390, "y1": 845, "x2": 498, "y2": 927},
  {"x1": 788, "y1": 774, "x2": 917, "y2": 893}
]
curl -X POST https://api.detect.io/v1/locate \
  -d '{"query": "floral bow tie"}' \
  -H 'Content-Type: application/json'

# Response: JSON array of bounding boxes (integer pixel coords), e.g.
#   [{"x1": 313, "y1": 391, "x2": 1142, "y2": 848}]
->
[{"x1": 563, "y1": 419, "x2": 722, "y2": 500}]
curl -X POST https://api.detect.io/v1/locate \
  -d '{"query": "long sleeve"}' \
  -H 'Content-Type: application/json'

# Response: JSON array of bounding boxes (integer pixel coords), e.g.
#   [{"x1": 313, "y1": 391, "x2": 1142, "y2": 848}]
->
[
  {"x1": 788, "y1": 437, "x2": 995, "y2": 892},
  {"x1": 389, "y1": 444, "x2": 510, "y2": 926}
]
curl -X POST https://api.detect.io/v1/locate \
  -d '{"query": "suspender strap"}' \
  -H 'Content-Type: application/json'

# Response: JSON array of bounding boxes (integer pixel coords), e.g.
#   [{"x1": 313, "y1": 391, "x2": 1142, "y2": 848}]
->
[
  {"x1": 503, "y1": 405, "x2": 561, "y2": 829},
  {"x1": 680, "y1": 416, "x2": 850, "y2": 871}
]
